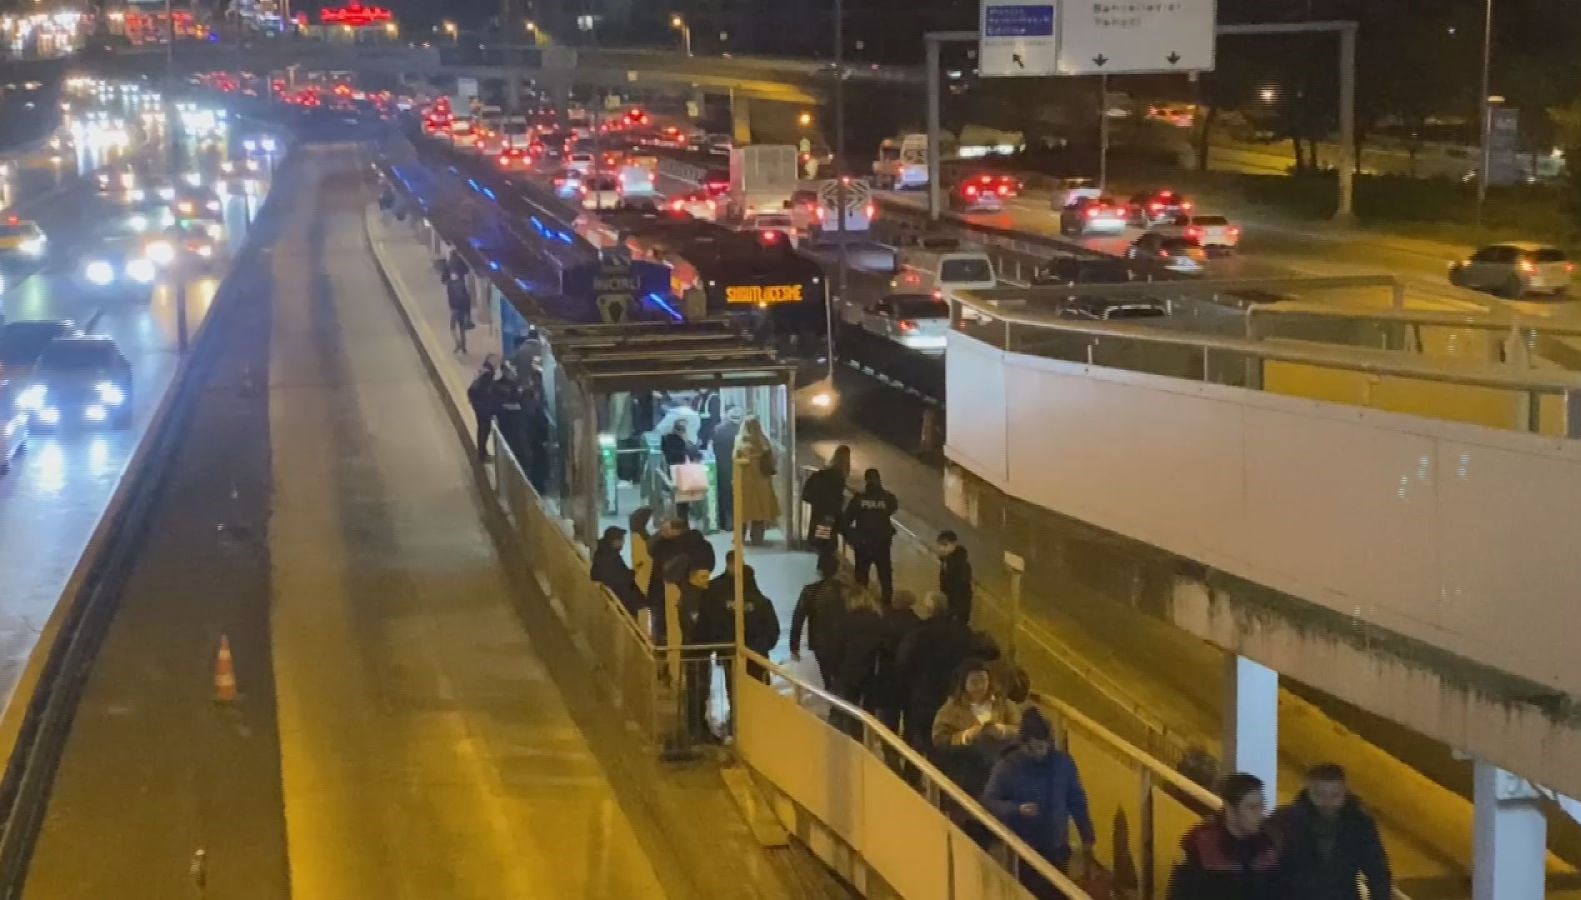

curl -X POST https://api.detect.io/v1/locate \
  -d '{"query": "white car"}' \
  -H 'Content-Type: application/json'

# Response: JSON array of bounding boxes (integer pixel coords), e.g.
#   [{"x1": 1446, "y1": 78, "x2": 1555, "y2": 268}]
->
[
  {"x1": 567, "y1": 151, "x2": 595, "y2": 175},
  {"x1": 669, "y1": 190, "x2": 719, "y2": 221},
  {"x1": 740, "y1": 212, "x2": 799, "y2": 248},
  {"x1": 1048, "y1": 177, "x2": 1102, "y2": 210},
  {"x1": 580, "y1": 175, "x2": 621, "y2": 210},
  {"x1": 1155, "y1": 214, "x2": 1240, "y2": 253},
  {"x1": 861, "y1": 293, "x2": 951, "y2": 353},
  {"x1": 1449, "y1": 242, "x2": 1573, "y2": 297}
]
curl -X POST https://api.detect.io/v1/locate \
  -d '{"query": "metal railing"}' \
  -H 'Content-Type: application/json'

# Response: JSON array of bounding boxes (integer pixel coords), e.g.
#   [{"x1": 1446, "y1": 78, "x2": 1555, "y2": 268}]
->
[
  {"x1": 737, "y1": 648, "x2": 1095, "y2": 900},
  {"x1": 956, "y1": 291, "x2": 1581, "y2": 438},
  {"x1": 489, "y1": 429, "x2": 732, "y2": 756}
]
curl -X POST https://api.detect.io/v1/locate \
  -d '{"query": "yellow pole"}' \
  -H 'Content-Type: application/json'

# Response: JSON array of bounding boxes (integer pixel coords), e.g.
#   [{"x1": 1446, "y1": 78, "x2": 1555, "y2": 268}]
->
[{"x1": 732, "y1": 453, "x2": 747, "y2": 689}]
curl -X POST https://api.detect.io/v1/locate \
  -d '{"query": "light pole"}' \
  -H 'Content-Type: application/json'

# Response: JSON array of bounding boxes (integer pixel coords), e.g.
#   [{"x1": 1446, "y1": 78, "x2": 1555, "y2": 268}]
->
[
  {"x1": 669, "y1": 14, "x2": 691, "y2": 56},
  {"x1": 1476, "y1": 0, "x2": 1493, "y2": 227},
  {"x1": 832, "y1": 0, "x2": 847, "y2": 383}
]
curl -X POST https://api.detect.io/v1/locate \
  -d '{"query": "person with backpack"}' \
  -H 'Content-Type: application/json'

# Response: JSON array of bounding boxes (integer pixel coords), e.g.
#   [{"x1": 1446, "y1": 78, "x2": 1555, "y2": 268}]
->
[{"x1": 801, "y1": 444, "x2": 851, "y2": 556}]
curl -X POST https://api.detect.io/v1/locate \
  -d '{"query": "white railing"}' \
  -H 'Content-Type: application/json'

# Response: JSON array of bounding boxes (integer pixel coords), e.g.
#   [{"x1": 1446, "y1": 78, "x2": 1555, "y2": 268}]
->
[{"x1": 737, "y1": 649, "x2": 1094, "y2": 900}]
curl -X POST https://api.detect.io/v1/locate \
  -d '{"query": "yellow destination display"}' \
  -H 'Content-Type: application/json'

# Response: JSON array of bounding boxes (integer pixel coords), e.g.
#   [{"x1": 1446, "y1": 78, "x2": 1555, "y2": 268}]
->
[{"x1": 725, "y1": 284, "x2": 803, "y2": 305}]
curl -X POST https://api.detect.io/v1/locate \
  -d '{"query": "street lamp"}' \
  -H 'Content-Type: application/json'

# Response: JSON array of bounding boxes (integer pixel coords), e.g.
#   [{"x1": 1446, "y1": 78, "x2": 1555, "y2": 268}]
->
[
  {"x1": 440, "y1": 19, "x2": 457, "y2": 41},
  {"x1": 669, "y1": 14, "x2": 691, "y2": 56},
  {"x1": 1476, "y1": 0, "x2": 1494, "y2": 227}
]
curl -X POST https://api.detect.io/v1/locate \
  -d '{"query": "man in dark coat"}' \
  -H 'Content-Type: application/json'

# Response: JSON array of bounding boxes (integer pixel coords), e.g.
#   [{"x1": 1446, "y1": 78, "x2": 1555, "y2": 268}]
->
[
  {"x1": 871, "y1": 589, "x2": 923, "y2": 732},
  {"x1": 843, "y1": 468, "x2": 899, "y2": 605},
  {"x1": 801, "y1": 444, "x2": 851, "y2": 556},
  {"x1": 1270, "y1": 764, "x2": 1391, "y2": 900},
  {"x1": 790, "y1": 552, "x2": 849, "y2": 691},
  {"x1": 982, "y1": 709, "x2": 1096, "y2": 881},
  {"x1": 1169, "y1": 772, "x2": 1285, "y2": 900},
  {"x1": 893, "y1": 590, "x2": 974, "y2": 751},
  {"x1": 590, "y1": 526, "x2": 643, "y2": 615},
  {"x1": 465, "y1": 358, "x2": 497, "y2": 462},
  {"x1": 645, "y1": 518, "x2": 686, "y2": 643},
  {"x1": 711, "y1": 406, "x2": 743, "y2": 531},
  {"x1": 936, "y1": 530, "x2": 974, "y2": 624}
]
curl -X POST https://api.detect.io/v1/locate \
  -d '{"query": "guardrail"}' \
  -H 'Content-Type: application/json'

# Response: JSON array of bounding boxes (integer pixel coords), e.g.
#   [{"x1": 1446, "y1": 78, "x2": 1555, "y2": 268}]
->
[
  {"x1": 956, "y1": 291, "x2": 1581, "y2": 437},
  {"x1": 0, "y1": 128, "x2": 291, "y2": 895}
]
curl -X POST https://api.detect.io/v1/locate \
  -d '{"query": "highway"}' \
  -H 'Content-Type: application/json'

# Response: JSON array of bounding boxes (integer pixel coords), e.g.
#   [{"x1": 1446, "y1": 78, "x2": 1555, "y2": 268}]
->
[
  {"x1": 0, "y1": 98, "x2": 267, "y2": 646},
  {"x1": 22, "y1": 139, "x2": 839, "y2": 899},
  {"x1": 0, "y1": 86, "x2": 268, "y2": 711}
]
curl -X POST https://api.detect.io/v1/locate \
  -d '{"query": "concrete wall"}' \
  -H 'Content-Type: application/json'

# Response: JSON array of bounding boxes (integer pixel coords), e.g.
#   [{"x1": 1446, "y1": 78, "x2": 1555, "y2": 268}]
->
[{"x1": 945, "y1": 332, "x2": 1581, "y2": 701}]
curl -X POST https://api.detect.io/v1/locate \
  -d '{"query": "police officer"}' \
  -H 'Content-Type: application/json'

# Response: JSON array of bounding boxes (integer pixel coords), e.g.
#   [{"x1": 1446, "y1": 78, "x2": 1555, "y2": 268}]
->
[
  {"x1": 843, "y1": 468, "x2": 899, "y2": 605},
  {"x1": 494, "y1": 362, "x2": 530, "y2": 468}
]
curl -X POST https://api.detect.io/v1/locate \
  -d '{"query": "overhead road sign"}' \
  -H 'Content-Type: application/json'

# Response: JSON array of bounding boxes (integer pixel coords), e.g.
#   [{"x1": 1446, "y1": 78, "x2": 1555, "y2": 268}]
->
[
  {"x1": 1057, "y1": 0, "x2": 1217, "y2": 75},
  {"x1": 980, "y1": 0, "x2": 1058, "y2": 77}
]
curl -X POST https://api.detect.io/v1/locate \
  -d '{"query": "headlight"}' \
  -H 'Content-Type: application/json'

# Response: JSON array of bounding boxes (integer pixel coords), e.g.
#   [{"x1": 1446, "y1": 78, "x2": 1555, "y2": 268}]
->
[
  {"x1": 15, "y1": 384, "x2": 45, "y2": 411},
  {"x1": 195, "y1": 244, "x2": 213, "y2": 258},
  {"x1": 184, "y1": 172, "x2": 202, "y2": 187},
  {"x1": 38, "y1": 407, "x2": 59, "y2": 425},
  {"x1": 127, "y1": 258, "x2": 156, "y2": 283},
  {"x1": 95, "y1": 381, "x2": 126, "y2": 406},
  {"x1": 19, "y1": 237, "x2": 44, "y2": 256},
  {"x1": 84, "y1": 404, "x2": 107, "y2": 422},
  {"x1": 145, "y1": 240, "x2": 175, "y2": 266},
  {"x1": 127, "y1": 189, "x2": 145, "y2": 201},
  {"x1": 205, "y1": 200, "x2": 220, "y2": 212},
  {"x1": 261, "y1": 137, "x2": 277, "y2": 152},
  {"x1": 157, "y1": 187, "x2": 174, "y2": 200},
  {"x1": 85, "y1": 260, "x2": 115, "y2": 285},
  {"x1": 129, "y1": 214, "x2": 148, "y2": 232},
  {"x1": 221, "y1": 161, "x2": 235, "y2": 173},
  {"x1": 120, "y1": 172, "x2": 135, "y2": 189}
]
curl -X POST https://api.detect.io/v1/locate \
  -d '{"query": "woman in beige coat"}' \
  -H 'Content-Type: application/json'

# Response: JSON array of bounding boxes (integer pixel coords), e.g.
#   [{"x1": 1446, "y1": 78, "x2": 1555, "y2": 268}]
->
[
  {"x1": 733, "y1": 415, "x2": 780, "y2": 545},
  {"x1": 931, "y1": 661, "x2": 1022, "y2": 796}
]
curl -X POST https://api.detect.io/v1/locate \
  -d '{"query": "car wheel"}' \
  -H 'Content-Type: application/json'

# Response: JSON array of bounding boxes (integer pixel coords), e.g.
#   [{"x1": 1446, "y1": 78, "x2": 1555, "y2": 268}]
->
[
  {"x1": 1448, "y1": 266, "x2": 1464, "y2": 287},
  {"x1": 1501, "y1": 277, "x2": 1524, "y2": 299}
]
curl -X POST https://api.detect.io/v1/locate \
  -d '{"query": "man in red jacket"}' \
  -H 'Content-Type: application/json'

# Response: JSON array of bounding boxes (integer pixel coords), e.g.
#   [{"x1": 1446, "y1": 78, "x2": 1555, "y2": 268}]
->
[{"x1": 1168, "y1": 772, "x2": 1284, "y2": 900}]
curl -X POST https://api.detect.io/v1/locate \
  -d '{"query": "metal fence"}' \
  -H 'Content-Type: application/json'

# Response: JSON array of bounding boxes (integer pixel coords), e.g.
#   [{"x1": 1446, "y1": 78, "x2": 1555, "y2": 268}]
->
[{"x1": 490, "y1": 429, "x2": 731, "y2": 756}]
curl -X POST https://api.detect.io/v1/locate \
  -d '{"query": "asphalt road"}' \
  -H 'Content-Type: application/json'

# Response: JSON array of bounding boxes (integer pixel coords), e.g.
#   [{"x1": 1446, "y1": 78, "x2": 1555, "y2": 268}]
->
[
  {"x1": 0, "y1": 95, "x2": 269, "y2": 718},
  {"x1": 27, "y1": 141, "x2": 795, "y2": 899}
]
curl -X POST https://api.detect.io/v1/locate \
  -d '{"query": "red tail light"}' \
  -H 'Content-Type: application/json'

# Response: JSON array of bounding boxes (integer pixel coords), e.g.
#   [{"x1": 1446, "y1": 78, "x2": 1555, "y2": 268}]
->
[
  {"x1": 965, "y1": 185, "x2": 979, "y2": 197},
  {"x1": 1567, "y1": 262, "x2": 1575, "y2": 273},
  {"x1": 897, "y1": 320, "x2": 917, "y2": 333},
  {"x1": 997, "y1": 184, "x2": 1009, "y2": 196},
  {"x1": 1519, "y1": 259, "x2": 1537, "y2": 273},
  {"x1": 670, "y1": 198, "x2": 684, "y2": 210},
  {"x1": 1149, "y1": 202, "x2": 1162, "y2": 211},
  {"x1": 1228, "y1": 226, "x2": 1241, "y2": 236},
  {"x1": 865, "y1": 203, "x2": 876, "y2": 218},
  {"x1": 1181, "y1": 200, "x2": 1194, "y2": 210},
  {"x1": 1186, "y1": 227, "x2": 1201, "y2": 238},
  {"x1": 1086, "y1": 207, "x2": 1099, "y2": 217}
]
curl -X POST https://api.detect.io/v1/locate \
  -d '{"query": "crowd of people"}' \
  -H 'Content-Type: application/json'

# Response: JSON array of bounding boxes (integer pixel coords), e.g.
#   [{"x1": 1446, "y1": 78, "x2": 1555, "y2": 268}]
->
[{"x1": 586, "y1": 443, "x2": 1396, "y2": 900}]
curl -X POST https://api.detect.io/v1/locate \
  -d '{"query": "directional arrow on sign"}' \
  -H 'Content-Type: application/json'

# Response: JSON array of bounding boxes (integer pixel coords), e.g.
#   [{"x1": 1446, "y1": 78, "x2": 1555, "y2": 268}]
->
[
  {"x1": 1167, "y1": 51, "x2": 1182, "y2": 64},
  {"x1": 1093, "y1": 53, "x2": 1108, "y2": 67}
]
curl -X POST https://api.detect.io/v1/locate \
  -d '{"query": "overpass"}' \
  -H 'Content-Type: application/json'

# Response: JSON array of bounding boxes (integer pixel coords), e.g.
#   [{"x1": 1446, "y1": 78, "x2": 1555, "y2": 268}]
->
[{"x1": 944, "y1": 287, "x2": 1581, "y2": 897}]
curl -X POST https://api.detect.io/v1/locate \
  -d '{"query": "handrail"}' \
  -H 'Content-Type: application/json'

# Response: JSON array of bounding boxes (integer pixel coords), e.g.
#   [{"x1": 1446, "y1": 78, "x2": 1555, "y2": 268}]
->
[
  {"x1": 956, "y1": 291, "x2": 1581, "y2": 395},
  {"x1": 1249, "y1": 301, "x2": 1581, "y2": 338},
  {"x1": 1031, "y1": 690, "x2": 1219, "y2": 810},
  {"x1": 740, "y1": 648, "x2": 1092, "y2": 898}
]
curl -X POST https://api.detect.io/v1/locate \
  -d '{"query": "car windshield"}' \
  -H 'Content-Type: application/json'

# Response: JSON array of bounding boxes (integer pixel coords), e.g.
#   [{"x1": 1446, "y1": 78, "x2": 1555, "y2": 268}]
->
[
  {"x1": 0, "y1": 325, "x2": 70, "y2": 362},
  {"x1": 940, "y1": 258, "x2": 992, "y2": 282},
  {"x1": 1192, "y1": 215, "x2": 1229, "y2": 226},
  {"x1": 1529, "y1": 248, "x2": 1568, "y2": 263},
  {"x1": 1161, "y1": 237, "x2": 1200, "y2": 250},
  {"x1": 892, "y1": 296, "x2": 950, "y2": 319},
  {"x1": 752, "y1": 215, "x2": 794, "y2": 228},
  {"x1": 587, "y1": 176, "x2": 619, "y2": 190},
  {"x1": 1106, "y1": 305, "x2": 1167, "y2": 319},
  {"x1": 40, "y1": 341, "x2": 117, "y2": 370}
]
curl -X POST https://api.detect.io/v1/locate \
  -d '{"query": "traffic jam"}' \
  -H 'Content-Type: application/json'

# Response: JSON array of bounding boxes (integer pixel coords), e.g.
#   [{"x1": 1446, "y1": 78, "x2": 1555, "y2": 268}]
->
[{"x1": 0, "y1": 77, "x2": 278, "y2": 470}]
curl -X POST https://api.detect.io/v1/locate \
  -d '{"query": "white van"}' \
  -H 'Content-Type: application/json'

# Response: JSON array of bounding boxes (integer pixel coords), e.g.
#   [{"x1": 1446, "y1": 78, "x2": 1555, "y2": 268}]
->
[{"x1": 890, "y1": 243, "x2": 996, "y2": 304}]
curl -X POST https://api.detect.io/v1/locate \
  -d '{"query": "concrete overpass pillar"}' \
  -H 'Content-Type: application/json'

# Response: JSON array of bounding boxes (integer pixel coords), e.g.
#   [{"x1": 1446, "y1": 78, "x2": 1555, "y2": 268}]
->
[
  {"x1": 1473, "y1": 761, "x2": 1547, "y2": 900},
  {"x1": 1222, "y1": 654, "x2": 1278, "y2": 799},
  {"x1": 730, "y1": 93, "x2": 752, "y2": 145}
]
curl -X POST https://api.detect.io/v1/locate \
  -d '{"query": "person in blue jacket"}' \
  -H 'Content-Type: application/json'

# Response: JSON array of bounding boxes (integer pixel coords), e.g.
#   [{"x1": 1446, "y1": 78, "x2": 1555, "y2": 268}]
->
[{"x1": 982, "y1": 708, "x2": 1097, "y2": 894}]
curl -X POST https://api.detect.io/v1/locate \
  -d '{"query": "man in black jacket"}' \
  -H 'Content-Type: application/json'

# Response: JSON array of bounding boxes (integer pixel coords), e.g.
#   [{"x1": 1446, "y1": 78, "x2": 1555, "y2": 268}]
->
[
  {"x1": 894, "y1": 590, "x2": 974, "y2": 751},
  {"x1": 1169, "y1": 772, "x2": 1284, "y2": 900},
  {"x1": 935, "y1": 530, "x2": 974, "y2": 624},
  {"x1": 801, "y1": 444, "x2": 851, "y2": 556},
  {"x1": 465, "y1": 358, "x2": 497, "y2": 462},
  {"x1": 844, "y1": 468, "x2": 899, "y2": 605},
  {"x1": 711, "y1": 406, "x2": 743, "y2": 531},
  {"x1": 1270, "y1": 764, "x2": 1391, "y2": 900},
  {"x1": 790, "y1": 553, "x2": 849, "y2": 691}
]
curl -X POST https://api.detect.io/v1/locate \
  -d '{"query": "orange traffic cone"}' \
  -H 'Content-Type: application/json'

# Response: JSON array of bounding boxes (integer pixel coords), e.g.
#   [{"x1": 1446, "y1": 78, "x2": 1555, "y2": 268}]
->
[{"x1": 213, "y1": 635, "x2": 237, "y2": 703}]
